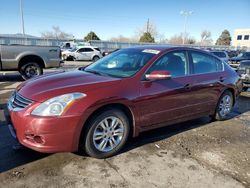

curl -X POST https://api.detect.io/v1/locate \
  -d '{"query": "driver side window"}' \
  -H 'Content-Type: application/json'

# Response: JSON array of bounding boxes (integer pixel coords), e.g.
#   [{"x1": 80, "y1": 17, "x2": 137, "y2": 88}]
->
[{"x1": 147, "y1": 51, "x2": 188, "y2": 77}]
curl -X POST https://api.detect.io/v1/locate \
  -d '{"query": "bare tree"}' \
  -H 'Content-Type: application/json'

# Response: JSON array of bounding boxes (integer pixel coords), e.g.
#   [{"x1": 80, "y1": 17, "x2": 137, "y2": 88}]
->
[
  {"x1": 136, "y1": 19, "x2": 159, "y2": 40},
  {"x1": 200, "y1": 30, "x2": 213, "y2": 45},
  {"x1": 110, "y1": 35, "x2": 135, "y2": 42},
  {"x1": 41, "y1": 26, "x2": 73, "y2": 39},
  {"x1": 168, "y1": 33, "x2": 196, "y2": 45}
]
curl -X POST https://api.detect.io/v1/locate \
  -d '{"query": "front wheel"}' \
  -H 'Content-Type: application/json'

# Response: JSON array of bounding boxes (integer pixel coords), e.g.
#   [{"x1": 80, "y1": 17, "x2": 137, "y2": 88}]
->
[
  {"x1": 20, "y1": 62, "x2": 43, "y2": 80},
  {"x1": 212, "y1": 91, "x2": 233, "y2": 121},
  {"x1": 82, "y1": 109, "x2": 130, "y2": 158}
]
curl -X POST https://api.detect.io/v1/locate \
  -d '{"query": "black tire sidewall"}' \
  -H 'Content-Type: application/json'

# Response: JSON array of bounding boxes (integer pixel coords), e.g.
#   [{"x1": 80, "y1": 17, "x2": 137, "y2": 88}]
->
[
  {"x1": 20, "y1": 62, "x2": 43, "y2": 80},
  {"x1": 215, "y1": 91, "x2": 233, "y2": 121},
  {"x1": 83, "y1": 109, "x2": 130, "y2": 159},
  {"x1": 93, "y1": 56, "x2": 99, "y2": 62}
]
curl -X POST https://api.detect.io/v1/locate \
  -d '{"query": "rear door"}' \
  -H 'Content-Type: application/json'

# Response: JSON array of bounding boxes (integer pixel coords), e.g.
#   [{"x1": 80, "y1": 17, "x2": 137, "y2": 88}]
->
[{"x1": 187, "y1": 50, "x2": 226, "y2": 114}]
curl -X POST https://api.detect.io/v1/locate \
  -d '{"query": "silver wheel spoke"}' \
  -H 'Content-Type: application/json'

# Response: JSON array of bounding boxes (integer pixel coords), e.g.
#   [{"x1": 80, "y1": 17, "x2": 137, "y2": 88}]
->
[{"x1": 93, "y1": 116, "x2": 124, "y2": 153}]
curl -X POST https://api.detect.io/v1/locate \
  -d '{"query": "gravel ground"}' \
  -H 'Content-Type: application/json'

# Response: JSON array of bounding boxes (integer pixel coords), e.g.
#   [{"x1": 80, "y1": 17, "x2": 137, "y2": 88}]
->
[{"x1": 0, "y1": 61, "x2": 249, "y2": 188}]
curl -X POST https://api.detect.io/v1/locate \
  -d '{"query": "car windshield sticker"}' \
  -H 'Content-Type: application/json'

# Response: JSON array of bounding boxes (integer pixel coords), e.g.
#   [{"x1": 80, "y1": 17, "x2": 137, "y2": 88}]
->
[{"x1": 142, "y1": 49, "x2": 160, "y2": 54}]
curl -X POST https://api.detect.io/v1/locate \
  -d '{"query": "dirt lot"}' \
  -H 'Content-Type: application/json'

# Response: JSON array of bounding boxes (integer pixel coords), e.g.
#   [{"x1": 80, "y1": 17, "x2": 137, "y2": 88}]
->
[{"x1": 0, "y1": 62, "x2": 249, "y2": 188}]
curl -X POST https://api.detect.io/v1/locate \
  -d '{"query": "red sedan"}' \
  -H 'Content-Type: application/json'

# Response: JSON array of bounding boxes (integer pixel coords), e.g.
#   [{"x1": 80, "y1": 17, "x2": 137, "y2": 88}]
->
[{"x1": 7, "y1": 46, "x2": 242, "y2": 158}]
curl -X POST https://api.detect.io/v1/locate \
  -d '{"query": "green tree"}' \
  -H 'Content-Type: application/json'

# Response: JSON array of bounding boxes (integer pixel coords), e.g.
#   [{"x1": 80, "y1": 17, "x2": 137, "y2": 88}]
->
[
  {"x1": 84, "y1": 31, "x2": 100, "y2": 41},
  {"x1": 139, "y1": 32, "x2": 155, "y2": 43},
  {"x1": 216, "y1": 30, "x2": 231, "y2": 45}
]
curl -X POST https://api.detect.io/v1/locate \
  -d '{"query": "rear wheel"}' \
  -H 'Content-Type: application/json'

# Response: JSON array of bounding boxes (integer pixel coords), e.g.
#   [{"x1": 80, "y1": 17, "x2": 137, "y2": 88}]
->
[
  {"x1": 82, "y1": 109, "x2": 130, "y2": 158},
  {"x1": 19, "y1": 62, "x2": 43, "y2": 80},
  {"x1": 92, "y1": 56, "x2": 100, "y2": 62},
  {"x1": 212, "y1": 91, "x2": 233, "y2": 121}
]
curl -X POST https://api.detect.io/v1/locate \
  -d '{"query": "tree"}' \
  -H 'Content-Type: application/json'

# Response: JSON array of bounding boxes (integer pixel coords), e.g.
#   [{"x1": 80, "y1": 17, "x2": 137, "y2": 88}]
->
[
  {"x1": 200, "y1": 30, "x2": 213, "y2": 45},
  {"x1": 136, "y1": 19, "x2": 159, "y2": 41},
  {"x1": 84, "y1": 31, "x2": 100, "y2": 41},
  {"x1": 168, "y1": 33, "x2": 196, "y2": 45},
  {"x1": 139, "y1": 32, "x2": 155, "y2": 43},
  {"x1": 110, "y1": 35, "x2": 134, "y2": 42},
  {"x1": 41, "y1": 26, "x2": 72, "y2": 39},
  {"x1": 216, "y1": 30, "x2": 231, "y2": 45}
]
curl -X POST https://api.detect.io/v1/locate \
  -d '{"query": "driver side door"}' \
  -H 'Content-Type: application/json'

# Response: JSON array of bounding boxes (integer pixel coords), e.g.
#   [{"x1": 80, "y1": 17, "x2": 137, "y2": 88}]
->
[{"x1": 137, "y1": 50, "x2": 196, "y2": 128}]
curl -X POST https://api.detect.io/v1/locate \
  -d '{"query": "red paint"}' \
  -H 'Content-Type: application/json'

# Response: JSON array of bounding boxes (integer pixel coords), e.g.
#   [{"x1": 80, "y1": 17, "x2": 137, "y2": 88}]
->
[{"x1": 9, "y1": 47, "x2": 242, "y2": 153}]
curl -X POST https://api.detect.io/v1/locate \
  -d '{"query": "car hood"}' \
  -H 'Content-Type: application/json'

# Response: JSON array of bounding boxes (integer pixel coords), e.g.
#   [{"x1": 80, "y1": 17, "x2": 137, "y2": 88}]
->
[{"x1": 17, "y1": 70, "x2": 121, "y2": 102}]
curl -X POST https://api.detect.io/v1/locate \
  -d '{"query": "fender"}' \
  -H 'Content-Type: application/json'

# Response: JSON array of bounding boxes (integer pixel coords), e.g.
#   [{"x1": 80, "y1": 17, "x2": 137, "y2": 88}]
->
[{"x1": 16, "y1": 51, "x2": 47, "y2": 67}]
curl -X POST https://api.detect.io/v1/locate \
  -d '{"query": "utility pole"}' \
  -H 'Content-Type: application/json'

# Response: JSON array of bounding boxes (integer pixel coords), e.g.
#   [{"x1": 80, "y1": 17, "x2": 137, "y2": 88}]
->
[
  {"x1": 146, "y1": 18, "x2": 149, "y2": 33},
  {"x1": 20, "y1": 0, "x2": 25, "y2": 36},
  {"x1": 180, "y1": 10, "x2": 193, "y2": 44}
]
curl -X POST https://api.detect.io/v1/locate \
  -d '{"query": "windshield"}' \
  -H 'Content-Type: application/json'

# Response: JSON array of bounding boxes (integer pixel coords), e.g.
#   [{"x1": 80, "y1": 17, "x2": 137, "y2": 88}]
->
[{"x1": 84, "y1": 49, "x2": 156, "y2": 78}]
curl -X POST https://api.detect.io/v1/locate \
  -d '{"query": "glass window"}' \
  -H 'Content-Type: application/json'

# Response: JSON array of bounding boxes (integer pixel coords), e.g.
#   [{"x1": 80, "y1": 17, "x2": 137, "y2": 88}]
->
[
  {"x1": 191, "y1": 52, "x2": 223, "y2": 74},
  {"x1": 211, "y1": 51, "x2": 226, "y2": 58},
  {"x1": 244, "y1": 35, "x2": 249, "y2": 40},
  {"x1": 237, "y1": 35, "x2": 242, "y2": 40},
  {"x1": 94, "y1": 48, "x2": 101, "y2": 52},
  {"x1": 84, "y1": 48, "x2": 94, "y2": 52},
  {"x1": 77, "y1": 48, "x2": 85, "y2": 52},
  {"x1": 84, "y1": 49, "x2": 155, "y2": 78},
  {"x1": 147, "y1": 51, "x2": 188, "y2": 77}
]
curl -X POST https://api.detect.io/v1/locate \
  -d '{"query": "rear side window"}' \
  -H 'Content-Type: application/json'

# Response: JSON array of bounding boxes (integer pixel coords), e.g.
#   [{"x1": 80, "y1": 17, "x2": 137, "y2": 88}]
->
[
  {"x1": 211, "y1": 52, "x2": 226, "y2": 58},
  {"x1": 191, "y1": 51, "x2": 223, "y2": 74},
  {"x1": 147, "y1": 51, "x2": 188, "y2": 77},
  {"x1": 94, "y1": 48, "x2": 101, "y2": 52}
]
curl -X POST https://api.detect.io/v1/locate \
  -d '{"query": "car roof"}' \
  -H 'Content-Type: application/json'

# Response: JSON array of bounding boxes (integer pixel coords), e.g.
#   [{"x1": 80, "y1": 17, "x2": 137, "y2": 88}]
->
[{"x1": 123, "y1": 45, "x2": 208, "y2": 53}]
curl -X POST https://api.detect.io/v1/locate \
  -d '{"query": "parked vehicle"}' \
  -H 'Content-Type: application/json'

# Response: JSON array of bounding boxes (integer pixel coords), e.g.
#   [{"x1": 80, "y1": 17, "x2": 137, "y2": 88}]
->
[
  {"x1": 0, "y1": 44, "x2": 63, "y2": 80},
  {"x1": 6, "y1": 46, "x2": 242, "y2": 158},
  {"x1": 210, "y1": 51, "x2": 229, "y2": 62},
  {"x1": 228, "y1": 52, "x2": 250, "y2": 68},
  {"x1": 102, "y1": 49, "x2": 120, "y2": 57},
  {"x1": 64, "y1": 46, "x2": 102, "y2": 62},
  {"x1": 60, "y1": 41, "x2": 90, "y2": 51},
  {"x1": 237, "y1": 60, "x2": 250, "y2": 91},
  {"x1": 61, "y1": 48, "x2": 76, "y2": 61}
]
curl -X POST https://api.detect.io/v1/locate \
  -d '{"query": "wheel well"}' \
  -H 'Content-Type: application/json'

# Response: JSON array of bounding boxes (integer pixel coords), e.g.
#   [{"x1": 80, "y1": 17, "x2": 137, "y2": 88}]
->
[
  {"x1": 92, "y1": 55, "x2": 99, "y2": 60},
  {"x1": 18, "y1": 55, "x2": 45, "y2": 70},
  {"x1": 79, "y1": 103, "x2": 134, "y2": 146}
]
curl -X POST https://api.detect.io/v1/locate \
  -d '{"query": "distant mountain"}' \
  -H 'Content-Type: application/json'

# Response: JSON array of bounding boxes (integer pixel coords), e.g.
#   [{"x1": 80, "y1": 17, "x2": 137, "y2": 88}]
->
[{"x1": 0, "y1": 33, "x2": 38, "y2": 38}]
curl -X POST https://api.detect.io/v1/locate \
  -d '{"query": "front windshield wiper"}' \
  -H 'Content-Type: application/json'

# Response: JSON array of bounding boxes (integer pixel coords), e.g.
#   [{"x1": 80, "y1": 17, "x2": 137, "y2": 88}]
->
[{"x1": 84, "y1": 69, "x2": 106, "y2": 76}]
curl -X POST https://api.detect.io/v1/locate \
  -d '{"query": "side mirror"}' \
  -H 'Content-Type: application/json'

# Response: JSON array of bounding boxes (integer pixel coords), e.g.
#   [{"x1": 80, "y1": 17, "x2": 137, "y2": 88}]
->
[{"x1": 145, "y1": 70, "x2": 171, "y2": 81}]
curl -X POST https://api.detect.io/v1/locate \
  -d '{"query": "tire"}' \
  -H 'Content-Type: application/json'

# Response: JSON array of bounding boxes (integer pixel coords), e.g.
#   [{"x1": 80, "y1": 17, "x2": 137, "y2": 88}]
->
[
  {"x1": 82, "y1": 109, "x2": 130, "y2": 159},
  {"x1": 212, "y1": 90, "x2": 234, "y2": 121},
  {"x1": 19, "y1": 62, "x2": 43, "y2": 80},
  {"x1": 62, "y1": 54, "x2": 68, "y2": 61},
  {"x1": 92, "y1": 56, "x2": 100, "y2": 62}
]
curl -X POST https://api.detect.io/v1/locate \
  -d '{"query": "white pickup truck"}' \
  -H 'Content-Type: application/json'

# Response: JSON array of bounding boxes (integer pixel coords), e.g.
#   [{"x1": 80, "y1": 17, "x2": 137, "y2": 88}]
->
[{"x1": 0, "y1": 44, "x2": 63, "y2": 79}]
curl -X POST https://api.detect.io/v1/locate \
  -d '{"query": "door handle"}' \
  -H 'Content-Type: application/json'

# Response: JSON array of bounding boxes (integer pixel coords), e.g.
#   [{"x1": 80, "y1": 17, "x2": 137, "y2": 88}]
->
[
  {"x1": 219, "y1": 76, "x2": 225, "y2": 82},
  {"x1": 184, "y1": 84, "x2": 191, "y2": 90}
]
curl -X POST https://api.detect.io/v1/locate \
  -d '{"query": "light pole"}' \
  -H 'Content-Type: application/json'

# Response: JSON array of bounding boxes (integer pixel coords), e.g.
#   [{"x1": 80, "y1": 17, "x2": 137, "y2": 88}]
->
[
  {"x1": 20, "y1": 0, "x2": 25, "y2": 36},
  {"x1": 180, "y1": 10, "x2": 193, "y2": 44}
]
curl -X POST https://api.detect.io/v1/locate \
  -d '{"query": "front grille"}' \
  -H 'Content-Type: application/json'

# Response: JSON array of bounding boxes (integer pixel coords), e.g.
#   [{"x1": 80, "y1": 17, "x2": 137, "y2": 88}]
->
[{"x1": 10, "y1": 92, "x2": 33, "y2": 110}]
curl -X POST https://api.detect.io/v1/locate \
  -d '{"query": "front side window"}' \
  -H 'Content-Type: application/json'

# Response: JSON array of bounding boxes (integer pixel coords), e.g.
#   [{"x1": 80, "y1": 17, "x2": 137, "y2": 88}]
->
[
  {"x1": 85, "y1": 48, "x2": 94, "y2": 52},
  {"x1": 146, "y1": 51, "x2": 188, "y2": 77},
  {"x1": 237, "y1": 35, "x2": 242, "y2": 40},
  {"x1": 191, "y1": 52, "x2": 223, "y2": 74},
  {"x1": 84, "y1": 49, "x2": 156, "y2": 78},
  {"x1": 77, "y1": 48, "x2": 85, "y2": 53}
]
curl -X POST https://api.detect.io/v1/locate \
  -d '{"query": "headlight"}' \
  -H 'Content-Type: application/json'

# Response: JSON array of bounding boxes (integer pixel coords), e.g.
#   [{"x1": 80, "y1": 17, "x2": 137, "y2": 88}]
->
[{"x1": 31, "y1": 92, "x2": 86, "y2": 116}]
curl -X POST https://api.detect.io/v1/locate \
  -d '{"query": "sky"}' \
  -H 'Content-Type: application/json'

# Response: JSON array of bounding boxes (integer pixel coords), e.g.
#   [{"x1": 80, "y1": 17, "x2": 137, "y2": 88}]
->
[{"x1": 0, "y1": 0, "x2": 249, "y2": 42}]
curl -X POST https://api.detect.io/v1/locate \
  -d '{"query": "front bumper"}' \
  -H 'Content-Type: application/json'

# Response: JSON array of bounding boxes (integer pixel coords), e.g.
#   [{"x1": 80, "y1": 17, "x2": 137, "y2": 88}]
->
[{"x1": 6, "y1": 108, "x2": 83, "y2": 153}]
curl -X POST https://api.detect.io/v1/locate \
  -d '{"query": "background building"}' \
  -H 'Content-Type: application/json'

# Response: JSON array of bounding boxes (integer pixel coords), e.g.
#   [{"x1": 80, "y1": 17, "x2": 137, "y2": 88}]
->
[{"x1": 232, "y1": 29, "x2": 250, "y2": 48}]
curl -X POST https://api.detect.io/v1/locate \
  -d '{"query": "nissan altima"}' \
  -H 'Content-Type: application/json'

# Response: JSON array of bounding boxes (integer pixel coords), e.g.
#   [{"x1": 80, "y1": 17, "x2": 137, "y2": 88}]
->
[{"x1": 6, "y1": 46, "x2": 242, "y2": 158}]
